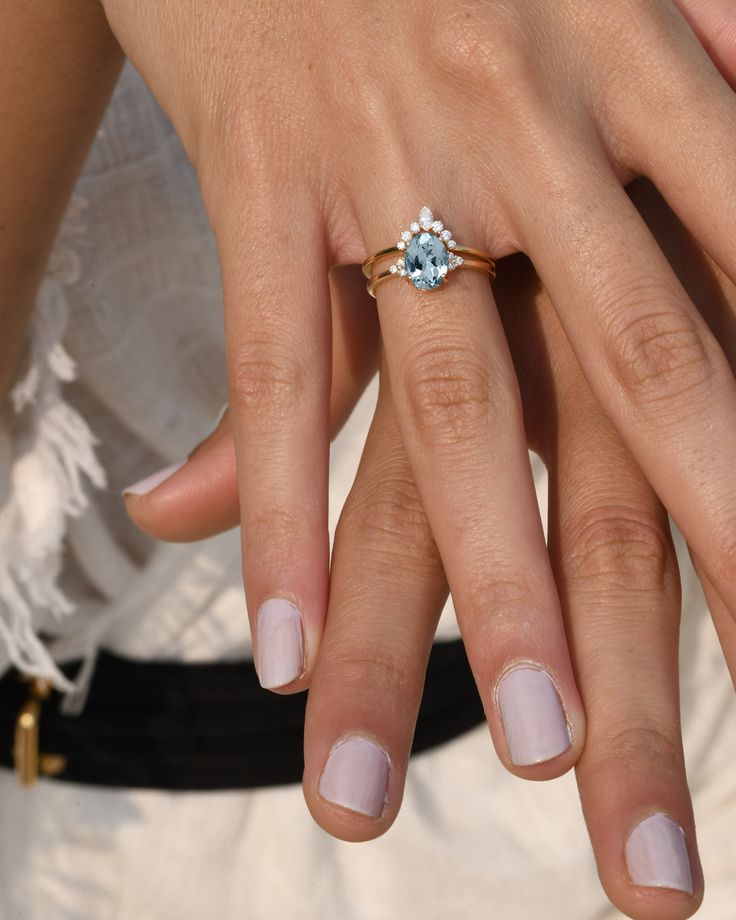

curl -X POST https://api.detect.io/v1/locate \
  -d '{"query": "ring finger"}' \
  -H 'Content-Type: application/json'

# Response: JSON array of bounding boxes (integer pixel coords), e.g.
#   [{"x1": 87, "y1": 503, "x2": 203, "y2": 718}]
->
[{"x1": 358, "y1": 195, "x2": 584, "y2": 778}]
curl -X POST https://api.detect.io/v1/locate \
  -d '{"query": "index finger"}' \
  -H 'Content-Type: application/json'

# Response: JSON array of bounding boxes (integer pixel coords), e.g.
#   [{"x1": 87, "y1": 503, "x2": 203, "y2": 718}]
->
[{"x1": 217, "y1": 188, "x2": 332, "y2": 692}]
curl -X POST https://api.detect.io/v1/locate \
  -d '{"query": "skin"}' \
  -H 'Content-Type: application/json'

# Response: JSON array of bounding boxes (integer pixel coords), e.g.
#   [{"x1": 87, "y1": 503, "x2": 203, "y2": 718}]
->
[
  {"x1": 0, "y1": 1, "x2": 734, "y2": 918},
  {"x1": 104, "y1": 2, "x2": 736, "y2": 762},
  {"x1": 107, "y1": 2, "x2": 736, "y2": 918},
  {"x1": 128, "y1": 178, "x2": 736, "y2": 920}
]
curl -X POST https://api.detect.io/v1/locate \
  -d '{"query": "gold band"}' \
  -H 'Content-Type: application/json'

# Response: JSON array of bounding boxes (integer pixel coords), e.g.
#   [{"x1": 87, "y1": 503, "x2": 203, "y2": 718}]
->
[{"x1": 366, "y1": 259, "x2": 496, "y2": 298}]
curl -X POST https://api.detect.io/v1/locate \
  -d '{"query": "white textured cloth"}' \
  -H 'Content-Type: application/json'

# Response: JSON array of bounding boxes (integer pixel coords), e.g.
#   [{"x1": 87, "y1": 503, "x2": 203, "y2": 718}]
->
[{"x1": 0, "y1": 64, "x2": 733, "y2": 919}]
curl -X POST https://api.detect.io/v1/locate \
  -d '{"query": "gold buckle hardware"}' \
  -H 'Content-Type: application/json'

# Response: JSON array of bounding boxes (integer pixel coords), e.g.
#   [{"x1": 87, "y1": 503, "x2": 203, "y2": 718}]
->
[{"x1": 14, "y1": 678, "x2": 67, "y2": 787}]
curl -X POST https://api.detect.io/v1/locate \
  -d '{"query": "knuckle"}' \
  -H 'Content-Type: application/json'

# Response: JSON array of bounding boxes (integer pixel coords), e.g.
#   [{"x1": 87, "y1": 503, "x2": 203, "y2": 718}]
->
[
  {"x1": 341, "y1": 475, "x2": 440, "y2": 574},
  {"x1": 592, "y1": 723, "x2": 684, "y2": 774},
  {"x1": 404, "y1": 345, "x2": 499, "y2": 448},
  {"x1": 603, "y1": 303, "x2": 715, "y2": 405},
  {"x1": 228, "y1": 341, "x2": 306, "y2": 416},
  {"x1": 318, "y1": 44, "x2": 393, "y2": 144},
  {"x1": 566, "y1": 507, "x2": 672, "y2": 592},
  {"x1": 319, "y1": 645, "x2": 417, "y2": 700},
  {"x1": 461, "y1": 569, "x2": 544, "y2": 637},
  {"x1": 433, "y1": 5, "x2": 530, "y2": 95},
  {"x1": 578, "y1": 0, "x2": 692, "y2": 114},
  {"x1": 244, "y1": 507, "x2": 305, "y2": 563},
  {"x1": 588, "y1": 1, "x2": 670, "y2": 102}
]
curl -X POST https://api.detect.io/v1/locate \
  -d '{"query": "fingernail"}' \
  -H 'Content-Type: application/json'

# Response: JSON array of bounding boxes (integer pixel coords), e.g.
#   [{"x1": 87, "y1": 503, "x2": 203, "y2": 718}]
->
[
  {"x1": 122, "y1": 460, "x2": 187, "y2": 497},
  {"x1": 625, "y1": 813, "x2": 693, "y2": 894},
  {"x1": 496, "y1": 665, "x2": 571, "y2": 765},
  {"x1": 214, "y1": 402, "x2": 229, "y2": 426},
  {"x1": 256, "y1": 598, "x2": 304, "y2": 689},
  {"x1": 318, "y1": 736, "x2": 390, "y2": 818}
]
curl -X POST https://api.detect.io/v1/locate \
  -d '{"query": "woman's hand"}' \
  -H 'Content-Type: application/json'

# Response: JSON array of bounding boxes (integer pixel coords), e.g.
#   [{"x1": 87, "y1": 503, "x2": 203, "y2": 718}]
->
[
  {"x1": 112, "y1": 2, "x2": 736, "y2": 738},
  {"x1": 125, "y1": 176, "x2": 736, "y2": 920}
]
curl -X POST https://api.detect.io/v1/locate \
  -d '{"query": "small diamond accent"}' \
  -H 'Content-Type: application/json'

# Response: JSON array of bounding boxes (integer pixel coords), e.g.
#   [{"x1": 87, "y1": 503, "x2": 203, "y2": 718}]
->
[
  {"x1": 390, "y1": 264, "x2": 398, "y2": 273},
  {"x1": 440, "y1": 229, "x2": 452, "y2": 241},
  {"x1": 398, "y1": 267, "x2": 407, "y2": 277},
  {"x1": 397, "y1": 240, "x2": 406, "y2": 250},
  {"x1": 431, "y1": 221, "x2": 444, "y2": 233},
  {"x1": 401, "y1": 230, "x2": 412, "y2": 243},
  {"x1": 455, "y1": 255, "x2": 464, "y2": 265},
  {"x1": 448, "y1": 240, "x2": 456, "y2": 249},
  {"x1": 419, "y1": 206, "x2": 433, "y2": 230},
  {"x1": 410, "y1": 222, "x2": 420, "y2": 233}
]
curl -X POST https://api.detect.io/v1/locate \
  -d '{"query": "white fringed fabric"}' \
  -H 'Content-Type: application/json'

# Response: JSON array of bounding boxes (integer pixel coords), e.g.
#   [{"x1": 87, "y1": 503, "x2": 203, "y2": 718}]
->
[
  {"x1": 0, "y1": 197, "x2": 106, "y2": 692},
  {"x1": 0, "y1": 66, "x2": 250, "y2": 710}
]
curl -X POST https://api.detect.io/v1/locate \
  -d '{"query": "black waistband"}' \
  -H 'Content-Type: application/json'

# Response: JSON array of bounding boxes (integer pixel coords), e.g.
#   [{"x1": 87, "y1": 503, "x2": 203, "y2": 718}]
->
[{"x1": 0, "y1": 640, "x2": 484, "y2": 790}]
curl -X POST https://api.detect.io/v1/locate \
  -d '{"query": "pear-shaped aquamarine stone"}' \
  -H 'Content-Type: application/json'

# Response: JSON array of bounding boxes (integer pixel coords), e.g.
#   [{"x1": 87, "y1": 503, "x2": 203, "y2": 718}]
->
[{"x1": 405, "y1": 232, "x2": 449, "y2": 290}]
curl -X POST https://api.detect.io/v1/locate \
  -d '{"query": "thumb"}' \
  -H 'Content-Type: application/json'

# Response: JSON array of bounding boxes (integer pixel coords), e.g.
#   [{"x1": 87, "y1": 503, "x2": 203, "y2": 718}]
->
[
  {"x1": 122, "y1": 406, "x2": 240, "y2": 542},
  {"x1": 122, "y1": 264, "x2": 380, "y2": 543}
]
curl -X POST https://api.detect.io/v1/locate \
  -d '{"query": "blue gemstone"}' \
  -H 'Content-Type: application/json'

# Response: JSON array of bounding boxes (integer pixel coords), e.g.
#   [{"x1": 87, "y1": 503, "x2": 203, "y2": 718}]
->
[{"x1": 405, "y1": 232, "x2": 449, "y2": 290}]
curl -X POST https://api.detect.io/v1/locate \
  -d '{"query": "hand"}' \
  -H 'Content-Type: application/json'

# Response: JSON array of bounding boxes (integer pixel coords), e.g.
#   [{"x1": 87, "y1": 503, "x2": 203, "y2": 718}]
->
[
  {"x1": 111, "y1": 2, "x2": 736, "y2": 732},
  {"x1": 126, "y1": 175, "x2": 736, "y2": 920},
  {"x1": 109, "y1": 3, "x2": 730, "y2": 910}
]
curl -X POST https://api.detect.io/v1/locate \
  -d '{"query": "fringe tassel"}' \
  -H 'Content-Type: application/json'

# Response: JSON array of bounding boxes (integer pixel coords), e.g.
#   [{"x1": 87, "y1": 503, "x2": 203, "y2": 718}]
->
[{"x1": 0, "y1": 198, "x2": 107, "y2": 694}]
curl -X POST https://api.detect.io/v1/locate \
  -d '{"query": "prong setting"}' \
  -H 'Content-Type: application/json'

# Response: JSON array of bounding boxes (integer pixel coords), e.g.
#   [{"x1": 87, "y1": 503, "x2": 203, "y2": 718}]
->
[
  {"x1": 392, "y1": 205, "x2": 456, "y2": 290},
  {"x1": 362, "y1": 205, "x2": 496, "y2": 297},
  {"x1": 363, "y1": 206, "x2": 494, "y2": 298}
]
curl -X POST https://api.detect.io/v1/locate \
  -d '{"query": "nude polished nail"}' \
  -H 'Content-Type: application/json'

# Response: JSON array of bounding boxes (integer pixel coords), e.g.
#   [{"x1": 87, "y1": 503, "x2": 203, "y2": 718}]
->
[
  {"x1": 318, "y1": 736, "x2": 390, "y2": 818},
  {"x1": 256, "y1": 598, "x2": 304, "y2": 689},
  {"x1": 122, "y1": 460, "x2": 187, "y2": 496},
  {"x1": 496, "y1": 665, "x2": 571, "y2": 765},
  {"x1": 625, "y1": 813, "x2": 693, "y2": 894}
]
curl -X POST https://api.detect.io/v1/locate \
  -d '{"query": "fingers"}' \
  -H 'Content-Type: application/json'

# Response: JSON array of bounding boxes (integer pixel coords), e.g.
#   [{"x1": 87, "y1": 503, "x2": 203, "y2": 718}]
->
[
  {"x1": 216, "y1": 192, "x2": 332, "y2": 693},
  {"x1": 627, "y1": 177, "x2": 736, "y2": 688},
  {"x1": 122, "y1": 264, "x2": 380, "y2": 544},
  {"x1": 518, "y1": 146, "x2": 736, "y2": 631},
  {"x1": 303, "y1": 359, "x2": 448, "y2": 840},
  {"x1": 360, "y1": 202, "x2": 584, "y2": 778},
  {"x1": 546, "y1": 350, "x2": 703, "y2": 918},
  {"x1": 625, "y1": 175, "x2": 736, "y2": 688}
]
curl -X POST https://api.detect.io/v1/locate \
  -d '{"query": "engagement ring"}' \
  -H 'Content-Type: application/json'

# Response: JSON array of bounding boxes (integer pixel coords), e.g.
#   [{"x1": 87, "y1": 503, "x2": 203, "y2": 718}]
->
[{"x1": 362, "y1": 206, "x2": 495, "y2": 298}]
